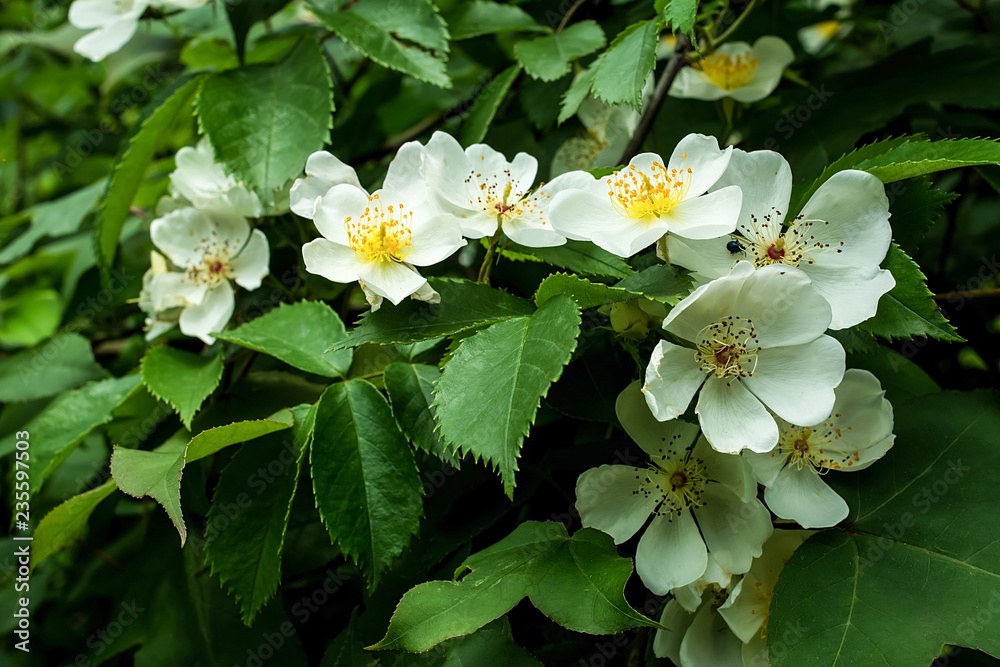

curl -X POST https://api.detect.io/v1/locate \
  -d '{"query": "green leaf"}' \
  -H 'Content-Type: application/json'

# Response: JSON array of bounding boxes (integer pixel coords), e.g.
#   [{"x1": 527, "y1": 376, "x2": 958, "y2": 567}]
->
[
  {"x1": 216, "y1": 301, "x2": 353, "y2": 377},
  {"x1": 205, "y1": 407, "x2": 310, "y2": 625},
  {"x1": 383, "y1": 362, "x2": 458, "y2": 466},
  {"x1": 197, "y1": 39, "x2": 333, "y2": 199},
  {"x1": 855, "y1": 138, "x2": 1000, "y2": 184},
  {"x1": 370, "y1": 522, "x2": 658, "y2": 652},
  {"x1": 591, "y1": 19, "x2": 660, "y2": 109},
  {"x1": 513, "y1": 21, "x2": 606, "y2": 82},
  {"x1": 0, "y1": 179, "x2": 105, "y2": 265},
  {"x1": 507, "y1": 240, "x2": 634, "y2": 279},
  {"x1": 769, "y1": 390, "x2": 1000, "y2": 667},
  {"x1": 433, "y1": 295, "x2": 580, "y2": 497},
  {"x1": 225, "y1": 0, "x2": 291, "y2": 63},
  {"x1": 333, "y1": 278, "x2": 536, "y2": 349},
  {"x1": 558, "y1": 68, "x2": 597, "y2": 124},
  {"x1": 308, "y1": 0, "x2": 451, "y2": 88},
  {"x1": 141, "y1": 347, "x2": 224, "y2": 429},
  {"x1": 426, "y1": 618, "x2": 543, "y2": 666},
  {"x1": 860, "y1": 243, "x2": 963, "y2": 342},
  {"x1": 886, "y1": 177, "x2": 957, "y2": 254},
  {"x1": 664, "y1": 0, "x2": 698, "y2": 38},
  {"x1": 0, "y1": 333, "x2": 108, "y2": 402},
  {"x1": 615, "y1": 264, "x2": 693, "y2": 304},
  {"x1": 0, "y1": 375, "x2": 140, "y2": 494},
  {"x1": 445, "y1": 1, "x2": 549, "y2": 40},
  {"x1": 95, "y1": 76, "x2": 203, "y2": 281},
  {"x1": 534, "y1": 273, "x2": 636, "y2": 309},
  {"x1": 311, "y1": 380, "x2": 423, "y2": 586},
  {"x1": 461, "y1": 64, "x2": 522, "y2": 146},
  {"x1": 110, "y1": 415, "x2": 294, "y2": 545},
  {"x1": 0, "y1": 288, "x2": 62, "y2": 348},
  {"x1": 31, "y1": 479, "x2": 117, "y2": 570}
]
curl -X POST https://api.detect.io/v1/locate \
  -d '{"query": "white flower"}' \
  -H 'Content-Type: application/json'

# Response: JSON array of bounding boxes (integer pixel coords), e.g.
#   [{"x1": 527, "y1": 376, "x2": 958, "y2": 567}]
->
[
  {"x1": 144, "y1": 206, "x2": 270, "y2": 344},
  {"x1": 652, "y1": 530, "x2": 808, "y2": 667},
  {"x1": 69, "y1": 0, "x2": 150, "y2": 62},
  {"x1": 290, "y1": 150, "x2": 362, "y2": 219},
  {"x1": 548, "y1": 134, "x2": 742, "y2": 257},
  {"x1": 419, "y1": 131, "x2": 590, "y2": 247},
  {"x1": 642, "y1": 261, "x2": 845, "y2": 455},
  {"x1": 169, "y1": 138, "x2": 261, "y2": 218},
  {"x1": 798, "y1": 20, "x2": 849, "y2": 55},
  {"x1": 664, "y1": 149, "x2": 895, "y2": 329},
  {"x1": 301, "y1": 180, "x2": 465, "y2": 309},
  {"x1": 744, "y1": 369, "x2": 894, "y2": 528},
  {"x1": 670, "y1": 37, "x2": 795, "y2": 104},
  {"x1": 575, "y1": 382, "x2": 771, "y2": 594}
]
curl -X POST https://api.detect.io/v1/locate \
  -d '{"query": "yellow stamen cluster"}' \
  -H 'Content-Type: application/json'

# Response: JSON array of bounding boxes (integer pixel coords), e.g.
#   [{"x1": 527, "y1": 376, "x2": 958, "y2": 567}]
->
[
  {"x1": 346, "y1": 194, "x2": 414, "y2": 264},
  {"x1": 607, "y1": 159, "x2": 692, "y2": 220},
  {"x1": 774, "y1": 419, "x2": 858, "y2": 473},
  {"x1": 187, "y1": 233, "x2": 240, "y2": 287},
  {"x1": 697, "y1": 51, "x2": 759, "y2": 90},
  {"x1": 632, "y1": 437, "x2": 709, "y2": 517},
  {"x1": 695, "y1": 316, "x2": 760, "y2": 379}
]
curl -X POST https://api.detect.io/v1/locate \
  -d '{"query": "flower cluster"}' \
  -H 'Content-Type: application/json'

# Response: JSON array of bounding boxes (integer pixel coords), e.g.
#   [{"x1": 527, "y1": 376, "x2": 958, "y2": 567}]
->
[{"x1": 140, "y1": 139, "x2": 269, "y2": 344}]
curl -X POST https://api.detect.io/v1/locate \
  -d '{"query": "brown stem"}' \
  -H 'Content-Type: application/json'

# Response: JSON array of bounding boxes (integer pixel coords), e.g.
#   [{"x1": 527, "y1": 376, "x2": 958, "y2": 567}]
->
[
  {"x1": 477, "y1": 232, "x2": 504, "y2": 284},
  {"x1": 556, "y1": 0, "x2": 589, "y2": 33},
  {"x1": 619, "y1": 34, "x2": 691, "y2": 164},
  {"x1": 933, "y1": 287, "x2": 1000, "y2": 300}
]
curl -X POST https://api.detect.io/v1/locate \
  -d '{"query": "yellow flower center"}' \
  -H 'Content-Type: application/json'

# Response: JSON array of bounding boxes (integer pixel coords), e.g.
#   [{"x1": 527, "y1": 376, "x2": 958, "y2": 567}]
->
[
  {"x1": 695, "y1": 316, "x2": 760, "y2": 379},
  {"x1": 607, "y1": 159, "x2": 692, "y2": 219},
  {"x1": 775, "y1": 420, "x2": 858, "y2": 473},
  {"x1": 697, "y1": 51, "x2": 758, "y2": 91},
  {"x1": 814, "y1": 20, "x2": 842, "y2": 40},
  {"x1": 187, "y1": 232, "x2": 241, "y2": 288},
  {"x1": 635, "y1": 446, "x2": 709, "y2": 516},
  {"x1": 346, "y1": 194, "x2": 414, "y2": 264}
]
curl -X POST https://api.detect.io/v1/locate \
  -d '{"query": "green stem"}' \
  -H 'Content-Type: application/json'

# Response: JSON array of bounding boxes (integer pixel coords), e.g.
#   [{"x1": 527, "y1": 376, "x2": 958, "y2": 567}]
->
[
  {"x1": 711, "y1": 0, "x2": 757, "y2": 48},
  {"x1": 477, "y1": 229, "x2": 505, "y2": 284}
]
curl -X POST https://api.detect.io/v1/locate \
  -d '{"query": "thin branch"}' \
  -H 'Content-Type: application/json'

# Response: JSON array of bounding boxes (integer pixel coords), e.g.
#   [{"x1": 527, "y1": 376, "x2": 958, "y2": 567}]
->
[
  {"x1": 934, "y1": 288, "x2": 1000, "y2": 300},
  {"x1": 712, "y1": 0, "x2": 757, "y2": 47},
  {"x1": 557, "y1": 0, "x2": 589, "y2": 33},
  {"x1": 619, "y1": 34, "x2": 691, "y2": 164}
]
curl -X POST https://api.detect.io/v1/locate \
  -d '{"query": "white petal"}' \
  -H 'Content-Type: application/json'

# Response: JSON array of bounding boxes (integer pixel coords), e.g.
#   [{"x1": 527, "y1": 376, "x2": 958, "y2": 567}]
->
[
  {"x1": 179, "y1": 282, "x2": 234, "y2": 345},
  {"x1": 696, "y1": 377, "x2": 778, "y2": 454},
  {"x1": 590, "y1": 215, "x2": 670, "y2": 258},
  {"x1": 636, "y1": 512, "x2": 707, "y2": 594},
  {"x1": 665, "y1": 186, "x2": 741, "y2": 240},
  {"x1": 765, "y1": 466, "x2": 848, "y2": 529},
  {"x1": 663, "y1": 261, "x2": 755, "y2": 343},
  {"x1": 507, "y1": 152, "x2": 539, "y2": 199},
  {"x1": 70, "y1": 0, "x2": 141, "y2": 28},
  {"x1": 150, "y1": 208, "x2": 212, "y2": 269},
  {"x1": 728, "y1": 36, "x2": 795, "y2": 104},
  {"x1": 301, "y1": 238, "x2": 361, "y2": 283},
  {"x1": 575, "y1": 465, "x2": 651, "y2": 544},
  {"x1": 798, "y1": 169, "x2": 892, "y2": 269},
  {"x1": 743, "y1": 634, "x2": 770, "y2": 667},
  {"x1": 801, "y1": 263, "x2": 895, "y2": 330},
  {"x1": 383, "y1": 141, "x2": 428, "y2": 203},
  {"x1": 423, "y1": 132, "x2": 478, "y2": 212},
  {"x1": 733, "y1": 264, "x2": 832, "y2": 348},
  {"x1": 812, "y1": 369, "x2": 895, "y2": 471},
  {"x1": 314, "y1": 184, "x2": 370, "y2": 245},
  {"x1": 502, "y1": 219, "x2": 566, "y2": 248},
  {"x1": 697, "y1": 437, "x2": 757, "y2": 504},
  {"x1": 642, "y1": 341, "x2": 707, "y2": 422},
  {"x1": 653, "y1": 599, "x2": 696, "y2": 661},
  {"x1": 712, "y1": 148, "x2": 792, "y2": 241},
  {"x1": 355, "y1": 261, "x2": 428, "y2": 305},
  {"x1": 680, "y1": 601, "x2": 745, "y2": 667},
  {"x1": 73, "y1": 15, "x2": 140, "y2": 61},
  {"x1": 406, "y1": 215, "x2": 466, "y2": 266},
  {"x1": 230, "y1": 229, "x2": 270, "y2": 290},
  {"x1": 664, "y1": 234, "x2": 739, "y2": 282},
  {"x1": 718, "y1": 572, "x2": 766, "y2": 643},
  {"x1": 672, "y1": 581, "x2": 706, "y2": 614},
  {"x1": 205, "y1": 205, "x2": 251, "y2": 250},
  {"x1": 548, "y1": 188, "x2": 624, "y2": 243},
  {"x1": 744, "y1": 336, "x2": 844, "y2": 427},
  {"x1": 669, "y1": 66, "x2": 729, "y2": 101},
  {"x1": 694, "y1": 483, "x2": 772, "y2": 576},
  {"x1": 743, "y1": 448, "x2": 787, "y2": 487},
  {"x1": 667, "y1": 134, "x2": 733, "y2": 197},
  {"x1": 618, "y1": 380, "x2": 701, "y2": 458},
  {"x1": 290, "y1": 151, "x2": 361, "y2": 219},
  {"x1": 146, "y1": 271, "x2": 208, "y2": 310},
  {"x1": 409, "y1": 280, "x2": 440, "y2": 305}
]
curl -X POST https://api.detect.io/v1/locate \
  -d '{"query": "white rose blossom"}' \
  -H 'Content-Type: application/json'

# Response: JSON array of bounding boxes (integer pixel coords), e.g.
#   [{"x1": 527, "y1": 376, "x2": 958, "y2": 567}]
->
[
  {"x1": 744, "y1": 369, "x2": 895, "y2": 529},
  {"x1": 664, "y1": 148, "x2": 895, "y2": 329},
  {"x1": 575, "y1": 382, "x2": 772, "y2": 595},
  {"x1": 653, "y1": 530, "x2": 808, "y2": 667},
  {"x1": 143, "y1": 205, "x2": 269, "y2": 344},
  {"x1": 642, "y1": 261, "x2": 846, "y2": 455},
  {"x1": 416, "y1": 130, "x2": 592, "y2": 248},
  {"x1": 669, "y1": 36, "x2": 795, "y2": 104},
  {"x1": 167, "y1": 138, "x2": 262, "y2": 218},
  {"x1": 548, "y1": 133, "x2": 742, "y2": 257}
]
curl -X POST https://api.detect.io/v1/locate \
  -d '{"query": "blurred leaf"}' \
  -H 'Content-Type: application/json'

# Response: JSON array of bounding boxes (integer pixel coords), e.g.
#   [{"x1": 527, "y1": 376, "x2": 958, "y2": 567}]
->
[
  {"x1": 308, "y1": 0, "x2": 451, "y2": 88},
  {"x1": 0, "y1": 333, "x2": 108, "y2": 402},
  {"x1": 770, "y1": 391, "x2": 1000, "y2": 667},
  {"x1": 461, "y1": 64, "x2": 521, "y2": 146},
  {"x1": 311, "y1": 379, "x2": 423, "y2": 586},
  {"x1": 334, "y1": 278, "x2": 536, "y2": 349},
  {"x1": 95, "y1": 76, "x2": 204, "y2": 283},
  {"x1": 31, "y1": 479, "x2": 117, "y2": 570},
  {"x1": 197, "y1": 40, "x2": 333, "y2": 200},
  {"x1": 514, "y1": 21, "x2": 606, "y2": 82},
  {"x1": 663, "y1": 0, "x2": 698, "y2": 39},
  {"x1": 141, "y1": 346, "x2": 224, "y2": 429},
  {"x1": 216, "y1": 301, "x2": 353, "y2": 377},
  {"x1": 433, "y1": 296, "x2": 580, "y2": 497},
  {"x1": 370, "y1": 522, "x2": 658, "y2": 652},
  {"x1": 861, "y1": 244, "x2": 963, "y2": 342},
  {"x1": 591, "y1": 19, "x2": 659, "y2": 109},
  {"x1": 445, "y1": 1, "x2": 549, "y2": 40},
  {"x1": 0, "y1": 179, "x2": 105, "y2": 265},
  {"x1": 558, "y1": 68, "x2": 596, "y2": 124},
  {"x1": 0, "y1": 288, "x2": 62, "y2": 348}
]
